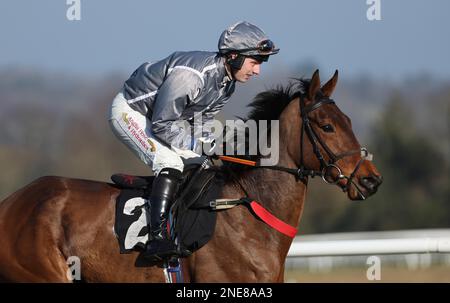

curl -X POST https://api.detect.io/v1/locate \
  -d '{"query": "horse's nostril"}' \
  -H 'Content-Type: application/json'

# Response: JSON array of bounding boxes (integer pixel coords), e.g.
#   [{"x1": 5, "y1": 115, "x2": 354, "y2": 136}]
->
[{"x1": 361, "y1": 175, "x2": 382, "y2": 191}]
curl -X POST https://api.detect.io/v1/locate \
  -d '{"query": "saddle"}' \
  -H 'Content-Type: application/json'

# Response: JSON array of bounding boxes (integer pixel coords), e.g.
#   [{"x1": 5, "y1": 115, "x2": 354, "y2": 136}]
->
[{"x1": 111, "y1": 163, "x2": 223, "y2": 256}]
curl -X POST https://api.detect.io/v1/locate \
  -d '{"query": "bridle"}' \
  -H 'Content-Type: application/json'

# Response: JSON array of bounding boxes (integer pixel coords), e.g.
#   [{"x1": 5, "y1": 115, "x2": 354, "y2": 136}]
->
[
  {"x1": 220, "y1": 94, "x2": 374, "y2": 200},
  {"x1": 296, "y1": 94, "x2": 373, "y2": 199}
]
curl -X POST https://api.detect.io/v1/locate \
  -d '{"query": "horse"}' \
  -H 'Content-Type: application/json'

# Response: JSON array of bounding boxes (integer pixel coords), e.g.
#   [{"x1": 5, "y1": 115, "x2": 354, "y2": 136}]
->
[{"x1": 0, "y1": 70, "x2": 382, "y2": 282}]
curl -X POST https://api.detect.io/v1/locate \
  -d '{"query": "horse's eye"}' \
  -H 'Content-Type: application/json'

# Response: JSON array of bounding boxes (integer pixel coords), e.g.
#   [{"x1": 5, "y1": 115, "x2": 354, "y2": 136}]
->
[{"x1": 321, "y1": 124, "x2": 335, "y2": 133}]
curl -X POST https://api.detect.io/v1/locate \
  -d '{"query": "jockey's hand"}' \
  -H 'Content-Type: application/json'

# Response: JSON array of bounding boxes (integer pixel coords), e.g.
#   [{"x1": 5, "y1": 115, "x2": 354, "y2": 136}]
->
[{"x1": 193, "y1": 137, "x2": 218, "y2": 158}]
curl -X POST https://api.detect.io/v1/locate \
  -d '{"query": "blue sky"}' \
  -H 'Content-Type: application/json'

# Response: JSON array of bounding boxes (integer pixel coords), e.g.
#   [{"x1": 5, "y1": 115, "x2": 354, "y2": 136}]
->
[{"x1": 1, "y1": 0, "x2": 449, "y2": 80}]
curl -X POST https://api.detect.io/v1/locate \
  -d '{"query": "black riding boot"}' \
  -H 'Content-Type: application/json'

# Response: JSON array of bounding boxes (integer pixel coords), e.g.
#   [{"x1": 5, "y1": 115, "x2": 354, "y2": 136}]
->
[{"x1": 145, "y1": 168, "x2": 181, "y2": 261}]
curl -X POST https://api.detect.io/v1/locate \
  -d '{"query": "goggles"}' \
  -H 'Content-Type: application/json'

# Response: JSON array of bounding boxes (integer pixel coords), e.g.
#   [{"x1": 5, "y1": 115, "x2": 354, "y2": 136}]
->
[{"x1": 238, "y1": 39, "x2": 278, "y2": 54}]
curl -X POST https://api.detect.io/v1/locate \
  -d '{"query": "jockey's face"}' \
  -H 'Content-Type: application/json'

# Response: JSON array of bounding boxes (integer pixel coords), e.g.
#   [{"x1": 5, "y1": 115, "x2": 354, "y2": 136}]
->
[{"x1": 231, "y1": 56, "x2": 262, "y2": 83}]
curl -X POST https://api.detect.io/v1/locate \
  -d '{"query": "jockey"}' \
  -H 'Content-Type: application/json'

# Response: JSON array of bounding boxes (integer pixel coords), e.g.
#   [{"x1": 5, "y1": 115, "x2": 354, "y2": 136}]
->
[{"x1": 109, "y1": 21, "x2": 279, "y2": 260}]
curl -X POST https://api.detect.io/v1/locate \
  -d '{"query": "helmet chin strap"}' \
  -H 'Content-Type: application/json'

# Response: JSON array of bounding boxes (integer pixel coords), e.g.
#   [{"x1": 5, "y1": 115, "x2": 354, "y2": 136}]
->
[
  {"x1": 224, "y1": 60, "x2": 235, "y2": 81},
  {"x1": 226, "y1": 53, "x2": 246, "y2": 71}
]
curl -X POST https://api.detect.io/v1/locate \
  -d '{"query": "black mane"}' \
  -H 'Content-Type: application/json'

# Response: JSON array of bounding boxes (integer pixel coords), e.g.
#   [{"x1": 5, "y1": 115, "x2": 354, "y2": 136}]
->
[
  {"x1": 245, "y1": 79, "x2": 310, "y2": 122},
  {"x1": 218, "y1": 79, "x2": 311, "y2": 175}
]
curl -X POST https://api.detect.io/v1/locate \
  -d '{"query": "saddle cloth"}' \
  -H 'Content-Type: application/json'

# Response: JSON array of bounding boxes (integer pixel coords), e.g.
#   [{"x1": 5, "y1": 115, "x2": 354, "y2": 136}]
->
[{"x1": 111, "y1": 166, "x2": 222, "y2": 255}]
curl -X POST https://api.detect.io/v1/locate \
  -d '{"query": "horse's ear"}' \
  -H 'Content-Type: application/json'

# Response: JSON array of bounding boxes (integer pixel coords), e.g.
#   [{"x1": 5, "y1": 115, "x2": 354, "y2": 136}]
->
[
  {"x1": 308, "y1": 69, "x2": 321, "y2": 100},
  {"x1": 321, "y1": 70, "x2": 339, "y2": 98}
]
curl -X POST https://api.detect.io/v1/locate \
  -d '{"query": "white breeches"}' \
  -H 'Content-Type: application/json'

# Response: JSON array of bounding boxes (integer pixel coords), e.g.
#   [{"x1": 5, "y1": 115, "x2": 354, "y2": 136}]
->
[{"x1": 109, "y1": 91, "x2": 199, "y2": 175}]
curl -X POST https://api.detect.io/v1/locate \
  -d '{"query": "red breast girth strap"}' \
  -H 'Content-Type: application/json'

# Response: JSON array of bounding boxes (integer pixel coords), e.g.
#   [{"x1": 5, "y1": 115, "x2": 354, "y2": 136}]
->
[{"x1": 247, "y1": 200, "x2": 298, "y2": 238}]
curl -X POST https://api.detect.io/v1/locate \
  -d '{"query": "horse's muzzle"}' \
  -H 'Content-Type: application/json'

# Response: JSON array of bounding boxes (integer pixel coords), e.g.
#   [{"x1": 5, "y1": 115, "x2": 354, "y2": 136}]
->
[{"x1": 359, "y1": 174, "x2": 383, "y2": 195}]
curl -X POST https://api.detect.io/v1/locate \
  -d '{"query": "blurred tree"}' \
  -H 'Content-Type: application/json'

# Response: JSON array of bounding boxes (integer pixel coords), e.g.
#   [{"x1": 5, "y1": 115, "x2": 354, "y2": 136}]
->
[
  {"x1": 364, "y1": 93, "x2": 450, "y2": 229},
  {"x1": 292, "y1": 59, "x2": 321, "y2": 78},
  {"x1": 55, "y1": 89, "x2": 151, "y2": 182},
  {"x1": 0, "y1": 105, "x2": 61, "y2": 199}
]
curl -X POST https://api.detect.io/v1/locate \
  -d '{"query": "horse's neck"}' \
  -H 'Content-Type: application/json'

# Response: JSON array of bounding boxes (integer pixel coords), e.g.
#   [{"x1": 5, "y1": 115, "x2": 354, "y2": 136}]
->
[
  {"x1": 237, "y1": 156, "x2": 307, "y2": 230},
  {"x1": 227, "y1": 114, "x2": 308, "y2": 237}
]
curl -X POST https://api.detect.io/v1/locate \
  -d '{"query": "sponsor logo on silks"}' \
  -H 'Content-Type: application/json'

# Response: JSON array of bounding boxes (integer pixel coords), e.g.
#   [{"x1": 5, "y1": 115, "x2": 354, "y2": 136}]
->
[
  {"x1": 122, "y1": 113, "x2": 130, "y2": 125},
  {"x1": 147, "y1": 139, "x2": 156, "y2": 152}
]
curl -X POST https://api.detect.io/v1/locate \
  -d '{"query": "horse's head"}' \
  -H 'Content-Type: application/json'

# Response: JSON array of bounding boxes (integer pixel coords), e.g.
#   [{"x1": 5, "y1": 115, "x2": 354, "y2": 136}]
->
[{"x1": 284, "y1": 70, "x2": 382, "y2": 200}]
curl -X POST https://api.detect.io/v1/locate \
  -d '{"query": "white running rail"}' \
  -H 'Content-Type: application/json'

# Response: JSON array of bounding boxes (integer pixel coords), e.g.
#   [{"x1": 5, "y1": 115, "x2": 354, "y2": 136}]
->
[{"x1": 287, "y1": 229, "x2": 450, "y2": 257}]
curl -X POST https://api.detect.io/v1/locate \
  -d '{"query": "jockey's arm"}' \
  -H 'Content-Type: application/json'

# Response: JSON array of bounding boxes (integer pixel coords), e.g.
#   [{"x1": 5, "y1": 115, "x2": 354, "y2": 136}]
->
[{"x1": 196, "y1": 95, "x2": 232, "y2": 155}]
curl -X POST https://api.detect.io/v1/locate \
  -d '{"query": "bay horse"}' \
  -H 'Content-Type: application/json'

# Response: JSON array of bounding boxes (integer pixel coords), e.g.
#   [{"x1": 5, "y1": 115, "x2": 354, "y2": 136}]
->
[{"x1": 0, "y1": 70, "x2": 381, "y2": 282}]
